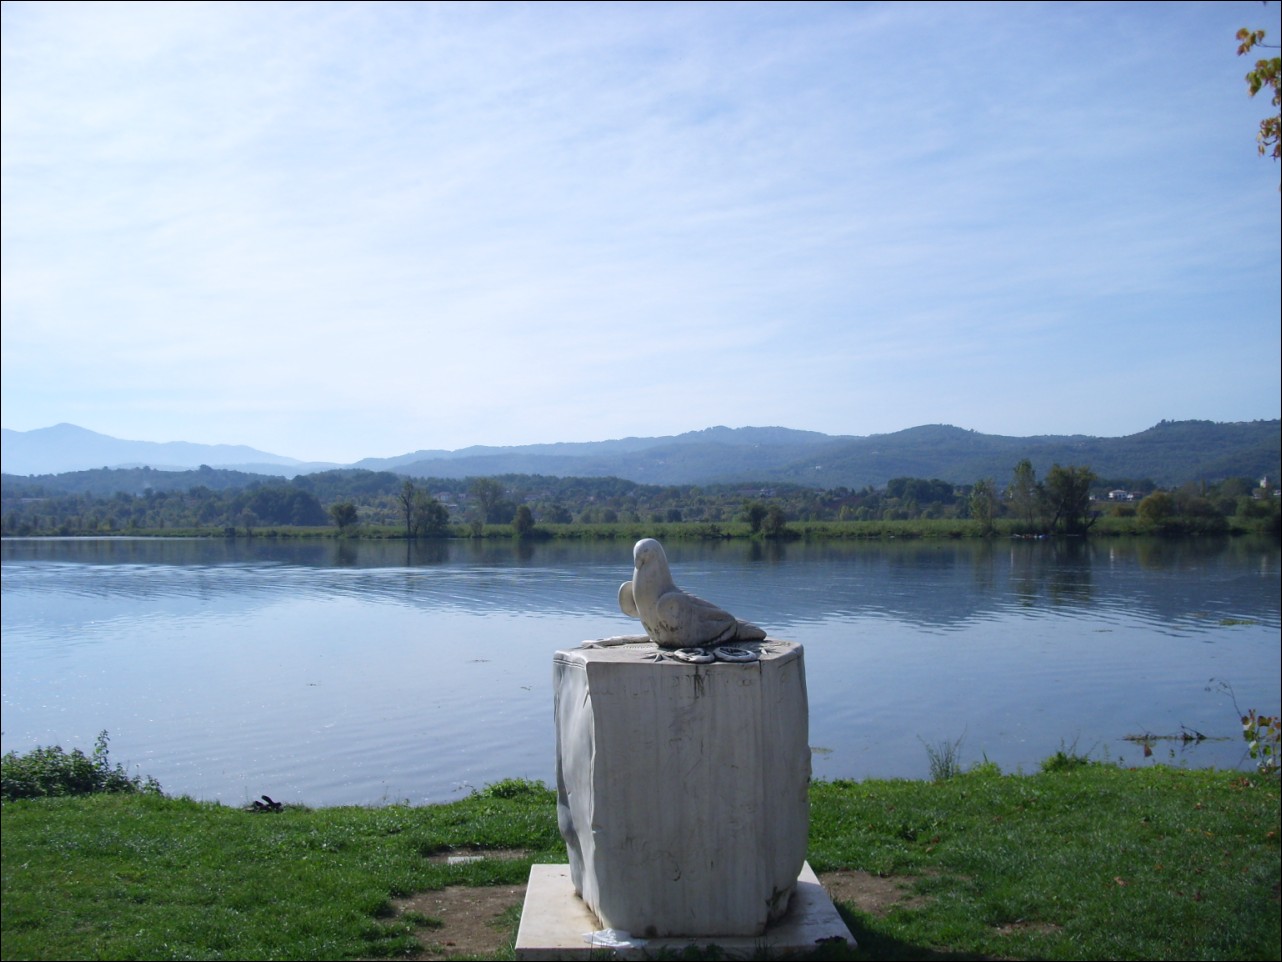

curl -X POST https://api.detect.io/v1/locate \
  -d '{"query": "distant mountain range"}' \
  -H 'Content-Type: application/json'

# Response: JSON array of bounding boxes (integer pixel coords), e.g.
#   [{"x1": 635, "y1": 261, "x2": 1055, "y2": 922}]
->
[
  {"x1": 2, "y1": 420, "x2": 1279, "y2": 490},
  {"x1": 0, "y1": 423, "x2": 324, "y2": 477}
]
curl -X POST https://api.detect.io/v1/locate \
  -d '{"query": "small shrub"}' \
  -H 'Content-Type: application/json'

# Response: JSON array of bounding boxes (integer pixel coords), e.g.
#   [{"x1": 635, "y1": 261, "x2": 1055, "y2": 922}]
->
[
  {"x1": 1041, "y1": 739, "x2": 1094, "y2": 773},
  {"x1": 1241, "y1": 709, "x2": 1281, "y2": 775},
  {"x1": 1, "y1": 730, "x2": 161, "y2": 801},
  {"x1": 1208, "y1": 678, "x2": 1281, "y2": 775}
]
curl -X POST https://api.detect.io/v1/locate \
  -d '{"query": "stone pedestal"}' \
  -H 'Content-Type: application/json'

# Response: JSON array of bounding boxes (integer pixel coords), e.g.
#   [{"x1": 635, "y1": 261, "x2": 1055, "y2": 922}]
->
[{"x1": 553, "y1": 640, "x2": 810, "y2": 938}]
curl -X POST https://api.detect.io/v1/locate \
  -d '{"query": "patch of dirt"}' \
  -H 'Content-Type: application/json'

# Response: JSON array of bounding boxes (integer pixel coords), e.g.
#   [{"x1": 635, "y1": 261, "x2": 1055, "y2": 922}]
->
[
  {"x1": 819, "y1": 868, "x2": 933, "y2": 917},
  {"x1": 385, "y1": 866, "x2": 934, "y2": 960},
  {"x1": 388, "y1": 849, "x2": 531, "y2": 961},
  {"x1": 392, "y1": 884, "x2": 526, "y2": 961}
]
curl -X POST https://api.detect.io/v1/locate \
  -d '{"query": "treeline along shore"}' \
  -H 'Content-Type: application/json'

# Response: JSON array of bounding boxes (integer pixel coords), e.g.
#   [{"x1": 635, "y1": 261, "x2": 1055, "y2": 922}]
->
[{"x1": 3, "y1": 458, "x2": 1279, "y2": 540}]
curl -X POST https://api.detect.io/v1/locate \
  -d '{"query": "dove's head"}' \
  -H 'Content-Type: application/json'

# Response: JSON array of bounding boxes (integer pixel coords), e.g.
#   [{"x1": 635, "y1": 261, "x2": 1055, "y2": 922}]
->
[
  {"x1": 633, "y1": 538, "x2": 665, "y2": 569},
  {"x1": 630, "y1": 538, "x2": 661, "y2": 569},
  {"x1": 632, "y1": 539, "x2": 676, "y2": 597}
]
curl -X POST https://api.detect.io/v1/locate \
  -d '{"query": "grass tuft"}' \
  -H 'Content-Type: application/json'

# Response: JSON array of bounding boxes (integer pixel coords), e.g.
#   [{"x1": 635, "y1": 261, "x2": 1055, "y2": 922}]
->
[
  {"x1": 1039, "y1": 738, "x2": 1095, "y2": 773},
  {"x1": 920, "y1": 735, "x2": 965, "y2": 782}
]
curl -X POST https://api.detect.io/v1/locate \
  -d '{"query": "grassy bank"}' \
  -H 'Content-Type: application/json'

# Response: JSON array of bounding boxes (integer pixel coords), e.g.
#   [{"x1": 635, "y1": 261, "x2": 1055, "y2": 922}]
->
[{"x1": 2, "y1": 763, "x2": 1278, "y2": 961}]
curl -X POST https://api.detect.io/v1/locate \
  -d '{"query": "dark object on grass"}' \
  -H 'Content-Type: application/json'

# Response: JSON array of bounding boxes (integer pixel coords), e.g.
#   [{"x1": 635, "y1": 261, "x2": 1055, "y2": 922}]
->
[{"x1": 249, "y1": 794, "x2": 283, "y2": 813}]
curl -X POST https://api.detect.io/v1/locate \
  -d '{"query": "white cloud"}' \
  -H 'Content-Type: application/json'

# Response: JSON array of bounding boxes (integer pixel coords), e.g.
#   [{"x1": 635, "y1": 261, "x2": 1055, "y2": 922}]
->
[{"x1": 3, "y1": 1, "x2": 1278, "y2": 460}]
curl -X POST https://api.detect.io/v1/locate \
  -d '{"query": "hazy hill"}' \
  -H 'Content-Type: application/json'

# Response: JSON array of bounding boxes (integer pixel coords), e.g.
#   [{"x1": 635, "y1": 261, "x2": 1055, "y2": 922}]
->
[
  {"x1": 2, "y1": 420, "x2": 1277, "y2": 490},
  {"x1": 388, "y1": 421, "x2": 1279, "y2": 489},
  {"x1": 0, "y1": 423, "x2": 337, "y2": 476},
  {"x1": 351, "y1": 426, "x2": 835, "y2": 473},
  {"x1": 781, "y1": 421, "x2": 1282, "y2": 489},
  {"x1": 386, "y1": 426, "x2": 844, "y2": 484}
]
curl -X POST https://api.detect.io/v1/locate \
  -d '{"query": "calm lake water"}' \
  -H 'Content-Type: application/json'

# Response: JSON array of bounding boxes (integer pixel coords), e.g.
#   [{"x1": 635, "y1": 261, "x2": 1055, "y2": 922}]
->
[{"x1": 2, "y1": 536, "x2": 1279, "y2": 806}]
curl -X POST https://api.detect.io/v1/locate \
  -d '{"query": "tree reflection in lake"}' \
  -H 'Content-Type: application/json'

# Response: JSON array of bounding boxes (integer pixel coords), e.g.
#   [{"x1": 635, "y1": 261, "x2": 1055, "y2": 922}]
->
[{"x1": 2, "y1": 536, "x2": 1277, "y2": 805}]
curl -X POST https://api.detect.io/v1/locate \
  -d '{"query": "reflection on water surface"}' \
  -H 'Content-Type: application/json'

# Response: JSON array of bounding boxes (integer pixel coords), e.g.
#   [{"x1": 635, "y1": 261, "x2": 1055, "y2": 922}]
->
[{"x1": 2, "y1": 536, "x2": 1278, "y2": 805}]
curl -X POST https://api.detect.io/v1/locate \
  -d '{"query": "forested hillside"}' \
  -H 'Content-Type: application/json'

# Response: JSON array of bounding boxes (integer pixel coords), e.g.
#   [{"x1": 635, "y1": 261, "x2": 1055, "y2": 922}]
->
[
  {"x1": 3, "y1": 462, "x2": 1277, "y2": 538},
  {"x1": 3, "y1": 419, "x2": 1277, "y2": 537},
  {"x1": 778, "y1": 421, "x2": 1281, "y2": 489},
  {"x1": 5, "y1": 420, "x2": 1276, "y2": 487}
]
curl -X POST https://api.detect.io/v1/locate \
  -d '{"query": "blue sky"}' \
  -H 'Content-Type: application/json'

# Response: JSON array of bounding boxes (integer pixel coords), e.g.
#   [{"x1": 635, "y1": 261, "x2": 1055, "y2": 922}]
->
[{"x1": 3, "y1": 1, "x2": 1279, "y2": 463}]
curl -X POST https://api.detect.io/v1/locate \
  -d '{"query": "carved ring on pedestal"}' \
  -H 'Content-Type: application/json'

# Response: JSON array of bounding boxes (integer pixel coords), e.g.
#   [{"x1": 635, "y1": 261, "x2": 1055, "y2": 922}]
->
[{"x1": 671, "y1": 647, "x2": 716, "y2": 663}]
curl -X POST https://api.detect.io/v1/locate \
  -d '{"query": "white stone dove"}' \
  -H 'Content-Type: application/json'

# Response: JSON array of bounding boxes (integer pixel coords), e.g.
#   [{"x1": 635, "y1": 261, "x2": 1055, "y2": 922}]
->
[{"x1": 618, "y1": 538, "x2": 767, "y2": 648}]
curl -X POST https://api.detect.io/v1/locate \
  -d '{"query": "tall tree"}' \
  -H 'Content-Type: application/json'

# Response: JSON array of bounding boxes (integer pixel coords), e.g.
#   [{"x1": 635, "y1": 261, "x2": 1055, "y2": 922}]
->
[
  {"x1": 762, "y1": 504, "x2": 789, "y2": 539},
  {"x1": 1007, "y1": 459, "x2": 1042, "y2": 532},
  {"x1": 1237, "y1": 23, "x2": 1281, "y2": 171},
  {"x1": 397, "y1": 480, "x2": 417, "y2": 539},
  {"x1": 969, "y1": 479, "x2": 998, "y2": 536},
  {"x1": 468, "y1": 477, "x2": 506, "y2": 524},
  {"x1": 329, "y1": 501, "x2": 358, "y2": 532},
  {"x1": 513, "y1": 504, "x2": 535, "y2": 539},
  {"x1": 1043, "y1": 464, "x2": 1098, "y2": 535},
  {"x1": 412, "y1": 491, "x2": 450, "y2": 538}
]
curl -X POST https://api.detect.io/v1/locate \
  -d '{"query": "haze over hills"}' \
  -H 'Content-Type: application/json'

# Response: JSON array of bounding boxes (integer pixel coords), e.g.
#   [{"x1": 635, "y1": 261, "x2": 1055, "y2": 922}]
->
[
  {"x1": 2, "y1": 420, "x2": 1279, "y2": 490},
  {"x1": 0, "y1": 424, "x2": 339, "y2": 477}
]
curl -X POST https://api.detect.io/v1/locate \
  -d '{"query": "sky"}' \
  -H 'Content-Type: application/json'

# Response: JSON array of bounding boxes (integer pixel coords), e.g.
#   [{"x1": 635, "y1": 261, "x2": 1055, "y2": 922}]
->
[{"x1": 2, "y1": 1, "x2": 1280, "y2": 464}]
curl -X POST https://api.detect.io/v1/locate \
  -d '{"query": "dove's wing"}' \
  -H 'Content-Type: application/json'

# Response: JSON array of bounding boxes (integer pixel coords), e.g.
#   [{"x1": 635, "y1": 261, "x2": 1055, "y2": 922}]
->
[
  {"x1": 656, "y1": 588, "x2": 737, "y2": 639},
  {"x1": 619, "y1": 581, "x2": 639, "y2": 618}
]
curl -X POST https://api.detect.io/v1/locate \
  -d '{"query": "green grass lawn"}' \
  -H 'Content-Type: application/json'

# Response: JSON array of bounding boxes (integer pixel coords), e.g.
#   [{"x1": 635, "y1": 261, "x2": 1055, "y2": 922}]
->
[
  {"x1": 809, "y1": 763, "x2": 1280, "y2": 960},
  {"x1": 2, "y1": 767, "x2": 1278, "y2": 961}
]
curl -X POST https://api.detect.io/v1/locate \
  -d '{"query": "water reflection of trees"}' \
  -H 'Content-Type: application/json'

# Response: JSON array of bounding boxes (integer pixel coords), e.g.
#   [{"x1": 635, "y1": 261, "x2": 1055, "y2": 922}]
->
[
  {"x1": 2, "y1": 536, "x2": 1277, "y2": 630},
  {"x1": 1009, "y1": 538, "x2": 1094, "y2": 608}
]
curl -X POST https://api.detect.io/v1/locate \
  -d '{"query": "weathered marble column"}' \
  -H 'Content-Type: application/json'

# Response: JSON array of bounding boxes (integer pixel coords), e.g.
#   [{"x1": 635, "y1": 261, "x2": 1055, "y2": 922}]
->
[{"x1": 553, "y1": 640, "x2": 810, "y2": 938}]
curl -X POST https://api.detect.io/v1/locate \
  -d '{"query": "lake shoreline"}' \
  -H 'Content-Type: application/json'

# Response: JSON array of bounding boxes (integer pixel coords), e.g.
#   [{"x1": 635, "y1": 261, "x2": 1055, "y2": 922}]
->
[{"x1": 4, "y1": 514, "x2": 1278, "y2": 539}]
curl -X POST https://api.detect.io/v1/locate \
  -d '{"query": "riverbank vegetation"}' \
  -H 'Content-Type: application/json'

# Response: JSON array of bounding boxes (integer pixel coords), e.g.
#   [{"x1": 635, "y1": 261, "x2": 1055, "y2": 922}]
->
[
  {"x1": 2, "y1": 748, "x2": 1277, "y2": 961},
  {"x1": 3, "y1": 460, "x2": 1278, "y2": 539},
  {"x1": 1, "y1": 731, "x2": 161, "y2": 802}
]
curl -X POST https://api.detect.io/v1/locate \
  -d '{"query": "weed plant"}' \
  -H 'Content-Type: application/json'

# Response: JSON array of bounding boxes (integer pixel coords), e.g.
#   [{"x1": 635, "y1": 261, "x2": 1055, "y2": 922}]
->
[{"x1": 919, "y1": 735, "x2": 965, "y2": 781}]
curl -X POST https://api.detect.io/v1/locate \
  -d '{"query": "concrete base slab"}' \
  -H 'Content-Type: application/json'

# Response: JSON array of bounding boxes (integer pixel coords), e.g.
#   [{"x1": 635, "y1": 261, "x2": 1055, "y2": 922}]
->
[{"x1": 514, "y1": 861, "x2": 856, "y2": 960}]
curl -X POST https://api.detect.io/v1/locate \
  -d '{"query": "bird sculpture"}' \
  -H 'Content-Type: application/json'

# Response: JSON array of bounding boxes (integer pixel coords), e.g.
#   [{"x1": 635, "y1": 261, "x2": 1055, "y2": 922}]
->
[{"x1": 618, "y1": 537, "x2": 767, "y2": 648}]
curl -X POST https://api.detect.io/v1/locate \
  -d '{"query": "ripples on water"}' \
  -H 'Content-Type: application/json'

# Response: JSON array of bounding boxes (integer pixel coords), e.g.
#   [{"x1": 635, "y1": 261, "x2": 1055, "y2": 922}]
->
[{"x1": 2, "y1": 536, "x2": 1278, "y2": 805}]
